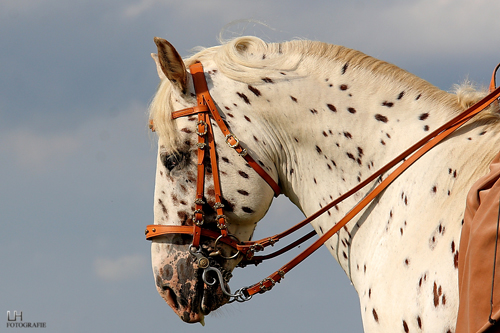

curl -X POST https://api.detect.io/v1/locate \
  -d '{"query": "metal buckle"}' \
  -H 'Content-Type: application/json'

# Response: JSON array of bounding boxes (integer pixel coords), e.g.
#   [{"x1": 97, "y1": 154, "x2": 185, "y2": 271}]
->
[
  {"x1": 196, "y1": 142, "x2": 206, "y2": 149},
  {"x1": 250, "y1": 243, "x2": 265, "y2": 253},
  {"x1": 238, "y1": 148, "x2": 248, "y2": 157},
  {"x1": 192, "y1": 209, "x2": 204, "y2": 225},
  {"x1": 259, "y1": 277, "x2": 276, "y2": 292},
  {"x1": 225, "y1": 133, "x2": 240, "y2": 148},
  {"x1": 196, "y1": 120, "x2": 207, "y2": 136},
  {"x1": 216, "y1": 215, "x2": 227, "y2": 229}
]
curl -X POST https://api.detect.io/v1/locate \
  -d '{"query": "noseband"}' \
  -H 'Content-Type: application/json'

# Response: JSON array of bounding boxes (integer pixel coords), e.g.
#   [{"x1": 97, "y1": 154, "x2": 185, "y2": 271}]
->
[{"x1": 146, "y1": 62, "x2": 500, "y2": 301}]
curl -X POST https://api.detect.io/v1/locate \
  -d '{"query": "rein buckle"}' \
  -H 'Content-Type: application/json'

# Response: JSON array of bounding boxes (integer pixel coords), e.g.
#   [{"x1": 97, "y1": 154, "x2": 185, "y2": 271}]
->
[{"x1": 225, "y1": 133, "x2": 240, "y2": 148}]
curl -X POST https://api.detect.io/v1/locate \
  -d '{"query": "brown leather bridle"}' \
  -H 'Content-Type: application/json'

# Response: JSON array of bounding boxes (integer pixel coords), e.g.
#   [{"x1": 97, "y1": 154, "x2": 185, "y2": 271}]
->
[{"x1": 146, "y1": 62, "x2": 500, "y2": 301}]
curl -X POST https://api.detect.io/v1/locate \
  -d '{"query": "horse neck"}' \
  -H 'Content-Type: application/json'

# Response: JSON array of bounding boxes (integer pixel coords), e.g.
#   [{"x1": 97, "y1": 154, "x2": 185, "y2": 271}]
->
[
  {"x1": 259, "y1": 68, "x2": 500, "y2": 275},
  {"x1": 269, "y1": 71, "x2": 456, "y2": 212}
]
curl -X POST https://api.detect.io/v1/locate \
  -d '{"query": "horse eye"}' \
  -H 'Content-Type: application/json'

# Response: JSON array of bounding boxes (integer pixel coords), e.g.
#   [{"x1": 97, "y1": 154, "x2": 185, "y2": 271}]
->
[{"x1": 162, "y1": 153, "x2": 185, "y2": 171}]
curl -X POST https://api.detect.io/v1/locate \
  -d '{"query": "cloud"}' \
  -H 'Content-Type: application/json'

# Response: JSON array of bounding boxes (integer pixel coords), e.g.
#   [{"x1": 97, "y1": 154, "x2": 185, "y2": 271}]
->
[{"x1": 94, "y1": 254, "x2": 148, "y2": 281}]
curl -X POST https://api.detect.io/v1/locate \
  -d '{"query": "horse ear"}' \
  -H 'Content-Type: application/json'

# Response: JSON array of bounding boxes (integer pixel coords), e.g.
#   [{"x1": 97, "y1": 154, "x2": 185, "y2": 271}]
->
[{"x1": 153, "y1": 37, "x2": 188, "y2": 93}]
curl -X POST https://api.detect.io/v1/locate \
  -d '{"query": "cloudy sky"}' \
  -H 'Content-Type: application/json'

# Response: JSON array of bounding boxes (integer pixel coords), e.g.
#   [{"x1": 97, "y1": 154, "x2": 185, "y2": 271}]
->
[{"x1": 1, "y1": 0, "x2": 499, "y2": 332}]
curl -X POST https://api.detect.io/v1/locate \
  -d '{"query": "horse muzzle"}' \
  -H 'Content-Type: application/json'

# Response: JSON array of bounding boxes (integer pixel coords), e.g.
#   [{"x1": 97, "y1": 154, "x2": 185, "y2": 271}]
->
[{"x1": 153, "y1": 247, "x2": 231, "y2": 324}]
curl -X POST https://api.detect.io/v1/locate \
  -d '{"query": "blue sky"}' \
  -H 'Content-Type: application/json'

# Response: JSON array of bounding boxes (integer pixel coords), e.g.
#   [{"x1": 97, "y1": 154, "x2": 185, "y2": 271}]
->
[{"x1": 1, "y1": 0, "x2": 499, "y2": 332}]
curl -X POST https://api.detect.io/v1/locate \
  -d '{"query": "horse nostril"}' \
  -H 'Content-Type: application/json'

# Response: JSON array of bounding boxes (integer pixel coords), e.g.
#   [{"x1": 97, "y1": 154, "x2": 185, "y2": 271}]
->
[{"x1": 161, "y1": 285, "x2": 179, "y2": 310}]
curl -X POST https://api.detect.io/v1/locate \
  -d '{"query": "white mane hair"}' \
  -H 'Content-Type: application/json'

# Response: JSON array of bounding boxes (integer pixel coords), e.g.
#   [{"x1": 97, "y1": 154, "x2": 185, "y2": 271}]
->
[{"x1": 149, "y1": 36, "x2": 499, "y2": 150}]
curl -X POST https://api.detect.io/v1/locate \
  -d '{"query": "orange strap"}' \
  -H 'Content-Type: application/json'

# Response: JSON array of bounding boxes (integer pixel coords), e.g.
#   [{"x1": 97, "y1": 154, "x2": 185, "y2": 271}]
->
[
  {"x1": 188, "y1": 63, "x2": 281, "y2": 196},
  {"x1": 147, "y1": 62, "x2": 500, "y2": 297},
  {"x1": 243, "y1": 71, "x2": 500, "y2": 297},
  {"x1": 490, "y1": 63, "x2": 500, "y2": 93},
  {"x1": 145, "y1": 225, "x2": 238, "y2": 248}
]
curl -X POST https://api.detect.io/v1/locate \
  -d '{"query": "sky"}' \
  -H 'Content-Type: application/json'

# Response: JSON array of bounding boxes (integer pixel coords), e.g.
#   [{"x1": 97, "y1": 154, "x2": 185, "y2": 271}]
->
[{"x1": 1, "y1": 0, "x2": 499, "y2": 332}]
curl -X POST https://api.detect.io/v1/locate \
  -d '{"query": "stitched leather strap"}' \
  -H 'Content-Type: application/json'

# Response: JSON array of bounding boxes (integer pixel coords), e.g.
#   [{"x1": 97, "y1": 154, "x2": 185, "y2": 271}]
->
[
  {"x1": 490, "y1": 63, "x2": 500, "y2": 93},
  {"x1": 188, "y1": 63, "x2": 281, "y2": 196},
  {"x1": 147, "y1": 62, "x2": 500, "y2": 298},
  {"x1": 145, "y1": 225, "x2": 239, "y2": 248},
  {"x1": 172, "y1": 105, "x2": 210, "y2": 119},
  {"x1": 243, "y1": 83, "x2": 500, "y2": 296}
]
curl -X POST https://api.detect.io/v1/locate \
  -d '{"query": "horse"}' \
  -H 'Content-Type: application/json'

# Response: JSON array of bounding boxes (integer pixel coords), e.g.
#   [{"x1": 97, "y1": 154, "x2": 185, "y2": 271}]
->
[{"x1": 146, "y1": 35, "x2": 500, "y2": 332}]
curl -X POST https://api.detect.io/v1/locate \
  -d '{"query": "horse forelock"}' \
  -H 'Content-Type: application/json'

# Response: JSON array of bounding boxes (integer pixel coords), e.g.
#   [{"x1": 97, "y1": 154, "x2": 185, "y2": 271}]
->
[{"x1": 149, "y1": 77, "x2": 181, "y2": 152}]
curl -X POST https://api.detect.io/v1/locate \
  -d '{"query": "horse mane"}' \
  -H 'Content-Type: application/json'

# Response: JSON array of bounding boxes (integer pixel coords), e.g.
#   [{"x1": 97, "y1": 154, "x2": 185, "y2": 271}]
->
[{"x1": 150, "y1": 36, "x2": 499, "y2": 150}]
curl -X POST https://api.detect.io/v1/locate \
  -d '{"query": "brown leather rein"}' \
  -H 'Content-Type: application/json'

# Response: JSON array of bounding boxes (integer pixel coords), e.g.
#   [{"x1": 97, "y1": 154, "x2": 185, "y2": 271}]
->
[{"x1": 146, "y1": 62, "x2": 500, "y2": 300}]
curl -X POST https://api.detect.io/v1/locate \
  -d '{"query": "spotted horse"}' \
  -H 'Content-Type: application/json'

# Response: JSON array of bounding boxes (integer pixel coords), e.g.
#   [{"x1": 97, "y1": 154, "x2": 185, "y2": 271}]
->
[{"x1": 145, "y1": 36, "x2": 500, "y2": 331}]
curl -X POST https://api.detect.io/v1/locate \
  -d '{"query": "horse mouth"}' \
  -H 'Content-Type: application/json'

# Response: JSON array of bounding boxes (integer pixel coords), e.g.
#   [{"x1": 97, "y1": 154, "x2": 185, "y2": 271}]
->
[
  {"x1": 156, "y1": 274, "x2": 229, "y2": 324},
  {"x1": 200, "y1": 278, "x2": 231, "y2": 316},
  {"x1": 200, "y1": 295, "x2": 211, "y2": 316}
]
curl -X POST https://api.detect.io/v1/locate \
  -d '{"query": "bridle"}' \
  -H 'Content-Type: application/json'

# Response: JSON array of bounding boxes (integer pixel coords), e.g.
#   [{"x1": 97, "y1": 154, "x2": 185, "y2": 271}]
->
[{"x1": 146, "y1": 62, "x2": 500, "y2": 302}]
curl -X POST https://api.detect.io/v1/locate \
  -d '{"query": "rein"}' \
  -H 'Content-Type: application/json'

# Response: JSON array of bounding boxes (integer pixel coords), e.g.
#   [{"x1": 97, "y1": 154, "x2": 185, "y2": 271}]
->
[{"x1": 146, "y1": 62, "x2": 500, "y2": 301}]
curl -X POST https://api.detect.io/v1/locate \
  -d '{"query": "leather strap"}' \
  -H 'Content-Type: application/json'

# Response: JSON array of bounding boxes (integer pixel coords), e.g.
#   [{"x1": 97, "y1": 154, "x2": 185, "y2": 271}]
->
[
  {"x1": 243, "y1": 83, "x2": 500, "y2": 296},
  {"x1": 172, "y1": 105, "x2": 210, "y2": 119},
  {"x1": 147, "y1": 62, "x2": 500, "y2": 298},
  {"x1": 490, "y1": 63, "x2": 500, "y2": 93},
  {"x1": 188, "y1": 63, "x2": 281, "y2": 196},
  {"x1": 145, "y1": 225, "x2": 239, "y2": 248}
]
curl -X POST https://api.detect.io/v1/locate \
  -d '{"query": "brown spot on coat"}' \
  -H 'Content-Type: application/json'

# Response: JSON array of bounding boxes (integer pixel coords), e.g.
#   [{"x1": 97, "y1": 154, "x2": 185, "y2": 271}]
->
[
  {"x1": 327, "y1": 104, "x2": 337, "y2": 112},
  {"x1": 375, "y1": 114, "x2": 388, "y2": 123},
  {"x1": 419, "y1": 113, "x2": 429, "y2": 120},
  {"x1": 248, "y1": 85, "x2": 261, "y2": 97},
  {"x1": 237, "y1": 92, "x2": 250, "y2": 104},
  {"x1": 433, "y1": 282, "x2": 440, "y2": 307},
  {"x1": 158, "y1": 199, "x2": 168, "y2": 215},
  {"x1": 372, "y1": 309, "x2": 379, "y2": 322}
]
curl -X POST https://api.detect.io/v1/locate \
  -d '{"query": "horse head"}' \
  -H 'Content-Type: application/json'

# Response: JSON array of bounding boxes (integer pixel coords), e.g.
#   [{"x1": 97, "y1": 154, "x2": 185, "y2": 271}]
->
[{"x1": 148, "y1": 38, "x2": 279, "y2": 324}]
